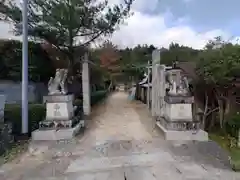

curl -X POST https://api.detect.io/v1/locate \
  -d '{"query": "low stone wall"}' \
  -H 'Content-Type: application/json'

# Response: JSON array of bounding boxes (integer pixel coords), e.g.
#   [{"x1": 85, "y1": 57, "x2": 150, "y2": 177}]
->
[{"x1": 0, "y1": 122, "x2": 13, "y2": 155}]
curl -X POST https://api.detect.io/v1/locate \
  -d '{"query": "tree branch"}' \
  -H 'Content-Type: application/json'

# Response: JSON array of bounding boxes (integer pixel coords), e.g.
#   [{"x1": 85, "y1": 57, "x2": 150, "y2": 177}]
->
[
  {"x1": 204, "y1": 92, "x2": 209, "y2": 115},
  {"x1": 206, "y1": 107, "x2": 219, "y2": 116}
]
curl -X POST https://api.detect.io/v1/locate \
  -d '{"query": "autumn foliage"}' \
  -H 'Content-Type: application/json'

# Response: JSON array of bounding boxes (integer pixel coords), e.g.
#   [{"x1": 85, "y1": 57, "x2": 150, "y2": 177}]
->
[{"x1": 99, "y1": 41, "x2": 120, "y2": 72}]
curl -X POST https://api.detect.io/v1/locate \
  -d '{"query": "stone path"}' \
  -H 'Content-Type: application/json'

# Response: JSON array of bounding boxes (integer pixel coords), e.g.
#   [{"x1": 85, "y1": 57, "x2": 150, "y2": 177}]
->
[{"x1": 1, "y1": 92, "x2": 240, "y2": 179}]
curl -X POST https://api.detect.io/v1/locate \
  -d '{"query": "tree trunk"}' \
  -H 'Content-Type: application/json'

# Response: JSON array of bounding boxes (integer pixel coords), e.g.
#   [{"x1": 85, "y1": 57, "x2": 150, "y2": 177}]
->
[
  {"x1": 218, "y1": 99, "x2": 224, "y2": 129},
  {"x1": 209, "y1": 109, "x2": 215, "y2": 130},
  {"x1": 224, "y1": 98, "x2": 231, "y2": 121},
  {"x1": 202, "y1": 92, "x2": 209, "y2": 130}
]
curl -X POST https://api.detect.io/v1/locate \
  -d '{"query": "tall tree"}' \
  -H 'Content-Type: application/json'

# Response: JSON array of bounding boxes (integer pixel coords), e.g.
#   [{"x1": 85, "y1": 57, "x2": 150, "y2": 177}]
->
[
  {"x1": 0, "y1": 0, "x2": 134, "y2": 73},
  {"x1": 99, "y1": 40, "x2": 120, "y2": 71},
  {"x1": 0, "y1": 39, "x2": 54, "y2": 82},
  {"x1": 196, "y1": 37, "x2": 240, "y2": 129}
]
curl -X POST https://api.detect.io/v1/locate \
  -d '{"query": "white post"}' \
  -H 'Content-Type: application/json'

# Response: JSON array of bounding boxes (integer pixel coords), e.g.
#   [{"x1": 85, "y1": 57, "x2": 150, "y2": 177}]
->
[
  {"x1": 147, "y1": 60, "x2": 150, "y2": 109},
  {"x1": 151, "y1": 49, "x2": 161, "y2": 117},
  {"x1": 22, "y1": 0, "x2": 29, "y2": 134},
  {"x1": 159, "y1": 65, "x2": 166, "y2": 117},
  {"x1": 82, "y1": 53, "x2": 91, "y2": 116}
]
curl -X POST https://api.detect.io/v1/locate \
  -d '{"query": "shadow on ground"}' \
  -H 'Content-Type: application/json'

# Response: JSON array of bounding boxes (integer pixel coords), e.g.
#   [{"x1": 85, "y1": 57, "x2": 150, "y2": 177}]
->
[{"x1": 133, "y1": 100, "x2": 232, "y2": 171}]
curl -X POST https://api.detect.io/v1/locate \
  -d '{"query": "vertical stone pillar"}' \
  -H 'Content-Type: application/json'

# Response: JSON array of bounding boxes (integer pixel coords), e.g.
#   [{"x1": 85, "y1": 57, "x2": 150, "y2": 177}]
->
[
  {"x1": 147, "y1": 60, "x2": 151, "y2": 109},
  {"x1": 82, "y1": 53, "x2": 91, "y2": 116},
  {"x1": 159, "y1": 65, "x2": 166, "y2": 117},
  {"x1": 151, "y1": 49, "x2": 161, "y2": 117},
  {"x1": 151, "y1": 65, "x2": 156, "y2": 116}
]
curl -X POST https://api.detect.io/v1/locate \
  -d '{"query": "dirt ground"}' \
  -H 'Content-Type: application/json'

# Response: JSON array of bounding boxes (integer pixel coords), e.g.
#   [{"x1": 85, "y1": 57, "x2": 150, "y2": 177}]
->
[{"x1": 0, "y1": 92, "x2": 240, "y2": 180}]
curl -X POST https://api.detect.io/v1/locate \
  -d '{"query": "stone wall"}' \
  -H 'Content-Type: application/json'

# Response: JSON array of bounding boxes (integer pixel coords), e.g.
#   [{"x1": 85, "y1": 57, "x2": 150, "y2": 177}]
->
[{"x1": 0, "y1": 81, "x2": 47, "y2": 104}]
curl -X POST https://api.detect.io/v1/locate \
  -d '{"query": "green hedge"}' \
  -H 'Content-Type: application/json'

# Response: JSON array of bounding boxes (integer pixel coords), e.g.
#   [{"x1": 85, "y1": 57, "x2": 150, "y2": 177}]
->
[
  {"x1": 74, "y1": 90, "x2": 108, "y2": 107},
  {"x1": 91, "y1": 90, "x2": 108, "y2": 105},
  {"x1": 4, "y1": 90, "x2": 108, "y2": 136},
  {"x1": 73, "y1": 99, "x2": 82, "y2": 107},
  {"x1": 226, "y1": 113, "x2": 240, "y2": 139},
  {"x1": 4, "y1": 104, "x2": 45, "y2": 136}
]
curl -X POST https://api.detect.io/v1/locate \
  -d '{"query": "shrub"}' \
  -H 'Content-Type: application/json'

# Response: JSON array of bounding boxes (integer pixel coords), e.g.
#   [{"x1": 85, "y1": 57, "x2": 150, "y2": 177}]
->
[
  {"x1": 226, "y1": 113, "x2": 240, "y2": 139},
  {"x1": 91, "y1": 90, "x2": 108, "y2": 105},
  {"x1": 73, "y1": 99, "x2": 82, "y2": 107},
  {"x1": 75, "y1": 90, "x2": 108, "y2": 107},
  {"x1": 4, "y1": 104, "x2": 45, "y2": 136},
  {"x1": 2, "y1": 90, "x2": 108, "y2": 136}
]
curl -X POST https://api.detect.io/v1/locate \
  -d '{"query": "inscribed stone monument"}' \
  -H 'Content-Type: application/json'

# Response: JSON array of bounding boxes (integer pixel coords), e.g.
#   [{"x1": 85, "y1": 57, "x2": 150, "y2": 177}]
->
[
  {"x1": 156, "y1": 68, "x2": 208, "y2": 141},
  {"x1": 32, "y1": 69, "x2": 84, "y2": 140}
]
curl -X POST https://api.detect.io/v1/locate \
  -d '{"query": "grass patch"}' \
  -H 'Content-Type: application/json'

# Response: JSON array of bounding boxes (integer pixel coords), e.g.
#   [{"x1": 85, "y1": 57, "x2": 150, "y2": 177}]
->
[
  {"x1": 209, "y1": 132, "x2": 240, "y2": 171},
  {"x1": 4, "y1": 103, "x2": 45, "y2": 136},
  {"x1": 230, "y1": 149, "x2": 240, "y2": 171},
  {"x1": 209, "y1": 133, "x2": 231, "y2": 150},
  {"x1": 0, "y1": 140, "x2": 29, "y2": 165}
]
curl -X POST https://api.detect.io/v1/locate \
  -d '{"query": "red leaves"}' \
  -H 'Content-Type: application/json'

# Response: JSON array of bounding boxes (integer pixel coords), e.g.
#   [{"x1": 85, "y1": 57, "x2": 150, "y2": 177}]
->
[{"x1": 99, "y1": 43, "x2": 120, "y2": 71}]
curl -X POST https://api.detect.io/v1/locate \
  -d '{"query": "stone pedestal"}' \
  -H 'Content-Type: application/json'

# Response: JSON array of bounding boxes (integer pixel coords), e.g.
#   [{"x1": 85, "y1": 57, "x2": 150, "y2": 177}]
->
[
  {"x1": 32, "y1": 94, "x2": 84, "y2": 140},
  {"x1": 157, "y1": 95, "x2": 208, "y2": 141}
]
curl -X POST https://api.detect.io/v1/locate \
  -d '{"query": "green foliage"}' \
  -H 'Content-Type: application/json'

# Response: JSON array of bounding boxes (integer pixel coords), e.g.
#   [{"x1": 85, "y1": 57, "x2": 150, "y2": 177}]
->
[
  {"x1": 0, "y1": 39, "x2": 54, "y2": 82},
  {"x1": 73, "y1": 99, "x2": 82, "y2": 107},
  {"x1": 3, "y1": 92, "x2": 107, "y2": 137},
  {"x1": 104, "y1": 43, "x2": 199, "y2": 81},
  {"x1": 114, "y1": 44, "x2": 156, "y2": 81},
  {"x1": 230, "y1": 148, "x2": 240, "y2": 171},
  {"x1": 196, "y1": 43, "x2": 240, "y2": 87},
  {"x1": 0, "y1": 140, "x2": 28, "y2": 164},
  {"x1": 209, "y1": 132, "x2": 240, "y2": 171},
  {"x1": 194, "y1": 38, "x2": 240, "y2": 130},
  {"x1": 0, "y1": 0, "x2": 134, "y2": 65},
  {"x1": 226, "y1": 113, "x2": 240, "y2": 140},
  {"x1": 4, "y1": 104, "x2": 46, "y2": 136},
  {"x1": 161, "y1": 43, "x2": 199, "y2": 65},
  {"x1": 91, "y1": 90, "x2": 108, "y2": 105}
]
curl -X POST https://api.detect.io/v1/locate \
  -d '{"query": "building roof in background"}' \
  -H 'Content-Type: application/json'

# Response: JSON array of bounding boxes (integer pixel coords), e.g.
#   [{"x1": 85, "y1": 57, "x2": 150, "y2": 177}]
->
[{"x1": 176, "y1": 62, "x2": 198, "y2": 80}]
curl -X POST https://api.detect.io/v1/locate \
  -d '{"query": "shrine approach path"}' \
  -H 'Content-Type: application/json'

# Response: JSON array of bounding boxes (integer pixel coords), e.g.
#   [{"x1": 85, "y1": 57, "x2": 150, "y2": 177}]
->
[{"x1": 1, "y1": 92, "x2": 240, "y2": 180}]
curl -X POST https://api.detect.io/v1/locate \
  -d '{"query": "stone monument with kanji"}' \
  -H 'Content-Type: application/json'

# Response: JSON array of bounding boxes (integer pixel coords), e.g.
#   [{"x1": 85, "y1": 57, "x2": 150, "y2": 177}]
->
[{"x1": 32, "y1": 69, "x2": 84, "y2": 140}]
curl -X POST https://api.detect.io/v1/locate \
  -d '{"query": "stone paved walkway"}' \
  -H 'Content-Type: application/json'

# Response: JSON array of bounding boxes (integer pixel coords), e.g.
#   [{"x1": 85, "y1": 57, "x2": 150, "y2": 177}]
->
[{"x1": 1, "y1": 92, "x2": 240, "y2": 180}]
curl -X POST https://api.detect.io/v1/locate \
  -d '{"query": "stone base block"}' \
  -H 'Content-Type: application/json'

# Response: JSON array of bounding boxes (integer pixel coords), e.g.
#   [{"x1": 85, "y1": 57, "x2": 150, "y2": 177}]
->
[
  {"x1": 31, "y1": 120, "x2": 84, "y2": 141},
  {"x1": 39, "y1": 116, "x2": 80, "y2": 130},
  {"x1": 43, "y1": 94, "x2": 74, "y2": 103},
  {"x1": 156, "y1": 122, "x2": 208, "y2": 141},
  {"x1": 164, "y1": 95, "x2": 194, "y2": 104},
  {"x1": 158, "y1": 117, "x2": 200, "y2": 131}
]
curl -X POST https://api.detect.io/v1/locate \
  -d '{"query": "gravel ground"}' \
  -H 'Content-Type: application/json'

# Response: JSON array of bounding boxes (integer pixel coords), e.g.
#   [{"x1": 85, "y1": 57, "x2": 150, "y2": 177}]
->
[{"x1": 0, "y1": 92, "x2": 239, "y2": 180}]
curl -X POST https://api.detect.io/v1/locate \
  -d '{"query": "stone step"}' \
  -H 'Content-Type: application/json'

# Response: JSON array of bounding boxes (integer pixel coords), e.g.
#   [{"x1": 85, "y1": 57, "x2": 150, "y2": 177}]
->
[
  {"x1": 28, "y1": 139, "x2": 170, "y2": 158},
  {"x1": 21, "y1": 168, "x2": 161, "y2": 180},
  {"x1": 66, "y1": 150, "x2": 175, "y2": 173}
]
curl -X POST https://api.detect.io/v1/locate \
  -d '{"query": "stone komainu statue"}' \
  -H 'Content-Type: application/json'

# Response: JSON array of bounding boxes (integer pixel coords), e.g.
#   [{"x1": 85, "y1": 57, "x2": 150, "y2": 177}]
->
[{"x1": 48, "y1": 69, "x2": 68, "y2": 95}]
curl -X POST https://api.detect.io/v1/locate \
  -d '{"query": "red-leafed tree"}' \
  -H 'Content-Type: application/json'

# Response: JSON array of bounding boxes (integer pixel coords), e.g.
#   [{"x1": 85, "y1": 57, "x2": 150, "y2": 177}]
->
[{"x1": 99, "y1": 41, "x2": 120, "y2": 72}]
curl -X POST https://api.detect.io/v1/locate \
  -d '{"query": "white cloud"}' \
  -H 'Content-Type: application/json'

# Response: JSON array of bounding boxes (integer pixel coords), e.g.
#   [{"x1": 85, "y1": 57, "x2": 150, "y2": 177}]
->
[
  {"x1": 110, "y1": 0, "x2": 234, "y2": 49},
  {"x1": 0, "y1": 0, "x2": 237, "y2": 49}
]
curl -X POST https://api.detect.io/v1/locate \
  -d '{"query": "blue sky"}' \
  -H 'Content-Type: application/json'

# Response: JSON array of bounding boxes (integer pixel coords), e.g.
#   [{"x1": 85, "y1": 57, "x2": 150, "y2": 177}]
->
[
  {"x1": 1, "y1": 0, "x2": 240, "y2": 49},
  {"x1": 152, "y1": 0, "x2": 240, "y2": 34},
  {"x1": 111, "y1": 0, "x2": 240, "y2": 48}
]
